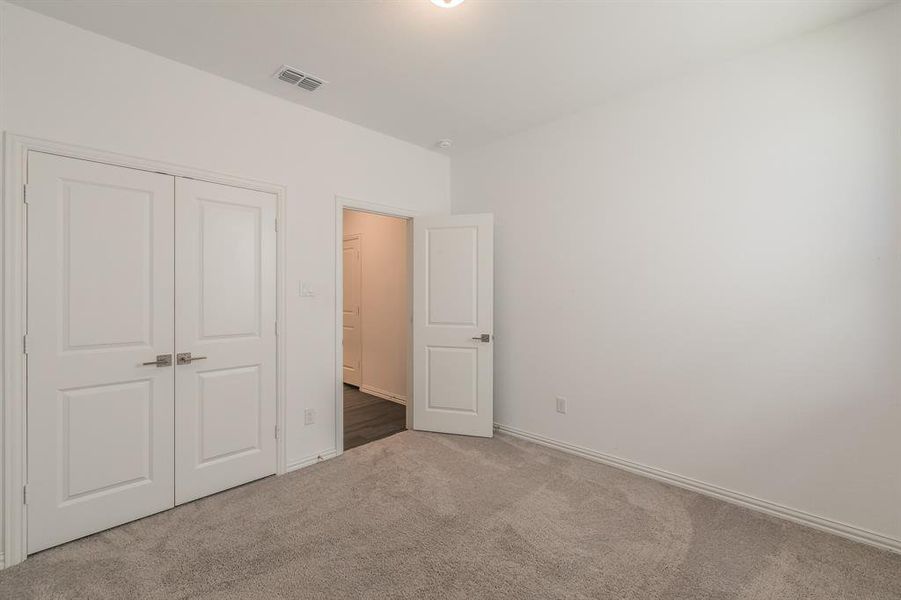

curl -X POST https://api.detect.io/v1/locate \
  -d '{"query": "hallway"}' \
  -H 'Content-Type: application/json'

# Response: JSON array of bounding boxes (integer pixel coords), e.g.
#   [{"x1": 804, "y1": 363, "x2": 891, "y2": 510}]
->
[{"x1": 343, "y1": 384, "x2": 406, "y2": 451}]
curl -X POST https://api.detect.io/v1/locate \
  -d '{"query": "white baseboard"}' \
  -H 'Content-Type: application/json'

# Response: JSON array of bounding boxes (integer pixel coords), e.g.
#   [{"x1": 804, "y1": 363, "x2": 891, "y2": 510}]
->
[
  {"x1": 360, "y1": 385, "x2": 406, "y2": 406},
  {"x1": 494, "y1": 423, "x2": 901, "y2": 555},
  {"x1": 0, "y1": 552, "x2": 5, "y2": 570},
  {"x1": 286, "y1": 448, "x2": 338, "y2": 473}
]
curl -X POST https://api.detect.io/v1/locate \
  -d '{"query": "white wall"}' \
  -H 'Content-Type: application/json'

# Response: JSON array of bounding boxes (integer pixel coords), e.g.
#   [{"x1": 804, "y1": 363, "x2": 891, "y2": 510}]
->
[
  {"x1": 452, "y1": 4, "x2": 901, "y2": 543},
  {"x1": 343, "y1": 210, "x2": 409, "y2": 402},
  {"x1": 0, "y1": 1, "x2": 448, "y2": 554}
]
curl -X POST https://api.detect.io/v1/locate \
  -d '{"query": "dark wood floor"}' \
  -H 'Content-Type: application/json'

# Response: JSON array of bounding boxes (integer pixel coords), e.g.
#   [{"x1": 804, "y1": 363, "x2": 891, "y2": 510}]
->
[{"x1": 343, "y1": 384, "x2": 406, "y2": 451}]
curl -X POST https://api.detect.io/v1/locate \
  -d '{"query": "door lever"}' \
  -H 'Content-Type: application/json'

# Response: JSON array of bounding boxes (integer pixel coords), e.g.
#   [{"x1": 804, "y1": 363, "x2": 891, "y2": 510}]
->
[
  {"x1": 177, "y1": 352, "x2": 208, "y2": 365},
  {"x1": 142, "y1": 354, "x2": 173, "y2": 367},
  {"x1": 471, "y1": 334, "x2": 491, "y2": 343}
]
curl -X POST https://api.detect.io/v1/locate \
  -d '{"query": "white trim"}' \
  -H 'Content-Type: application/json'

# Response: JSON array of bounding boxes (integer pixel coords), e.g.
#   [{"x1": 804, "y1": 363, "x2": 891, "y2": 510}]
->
[
  {"x1": 1, "y1": 132, "x2": 290, "y2": 568},
  {"x1": 285, "y1": 449, "x2": 338, "y2": 473},
  {"x1": 336, "y1": 195, "x2": 422, "y2": 220},
  {"x1": 360, "y1": 385, "x2": 407, "y2": 406},
  {"x1": 334, "y1": 196, "x2": 419, "y2": 457},
  {"x1": 274, "y1": 173, "x2": 288, "y2": 479},
  {"x1": 0, "y1": 552, "x2": 5, "y2": 570},
  {"x1": 495, "y1": 423, "x2": 901, "y2": 555},
  {"x1": 3, "y1": 134, "x2": 28, "y2": 568}
]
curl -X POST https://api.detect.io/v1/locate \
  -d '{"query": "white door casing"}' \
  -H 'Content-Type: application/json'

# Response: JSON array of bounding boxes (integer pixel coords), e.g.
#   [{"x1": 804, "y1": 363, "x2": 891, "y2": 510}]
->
[
  {"x1": 413, "y1": 214, "x2": 494, "y2": 437},
  {"x1": 26, "y1": 152, "x2": 176, "y2": 553},
  {"x1": 343, "y1": 235, "x2": 362, "y2": 386},
  {"x1": 174, "y1": 178, "x2": 278, "y2": 504}
]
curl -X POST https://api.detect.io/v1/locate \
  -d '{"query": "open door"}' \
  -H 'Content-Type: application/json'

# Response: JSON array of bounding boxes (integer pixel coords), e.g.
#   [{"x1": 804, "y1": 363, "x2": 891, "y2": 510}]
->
[
  {"x1": 342, "y1": 235, "x2": 363, "y2": 387},
  {"x1": 413, "y1": 214, "x2": 493, "y2": 437}
]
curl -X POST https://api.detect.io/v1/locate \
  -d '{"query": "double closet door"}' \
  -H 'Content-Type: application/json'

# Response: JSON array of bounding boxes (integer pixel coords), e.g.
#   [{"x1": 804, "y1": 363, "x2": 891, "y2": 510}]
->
[{"x1": 26, "y1": 152, "x2": 277, "y2": 553}]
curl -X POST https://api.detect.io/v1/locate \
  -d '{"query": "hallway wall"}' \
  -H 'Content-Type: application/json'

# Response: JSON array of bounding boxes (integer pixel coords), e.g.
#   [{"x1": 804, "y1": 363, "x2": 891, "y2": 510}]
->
[{"x1": 344, "y1": 210, "x2": 410, "y2": 403}]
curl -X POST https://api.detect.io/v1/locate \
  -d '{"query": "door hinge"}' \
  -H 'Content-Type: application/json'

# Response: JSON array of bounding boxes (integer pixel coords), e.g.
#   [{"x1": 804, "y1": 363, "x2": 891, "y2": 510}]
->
[
  {"x1": 23, "y1": 334, "x2": 29, "y2": 355},
  {"x1": 274, "y1": 218, "x2": 278, "y2": 232},
  {"x1": 274, "y1": 425, "x2": 279, "y2": 439},
  {"x1": 23, "y1": 184, "x2": 29, "y2": 204},
  {"x1": 23, "y1": 484, "x2": 29, "y2": 505},
  {"x1": 274, "y1": 321, "x2": 278, "y2": 336}
]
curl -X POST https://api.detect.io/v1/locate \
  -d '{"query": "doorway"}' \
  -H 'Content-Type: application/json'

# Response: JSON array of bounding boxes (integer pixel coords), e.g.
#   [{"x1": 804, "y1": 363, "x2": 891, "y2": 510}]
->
[
  {"x1": 332, "y1": 199, "x2": 495, "y2": 458},
  {"x1": 341, "y1": 208, "x2": 411, "y2": 450}
]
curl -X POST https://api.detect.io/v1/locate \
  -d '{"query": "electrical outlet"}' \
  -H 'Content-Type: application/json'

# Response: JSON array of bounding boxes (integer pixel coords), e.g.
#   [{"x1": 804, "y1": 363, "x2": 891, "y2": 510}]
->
[
  {"x1": 555, "y1": 396, "x2": 567, "y2": 415},
  {"x1": 304, "y1": 408, "x2": 316, "y2": 425}
]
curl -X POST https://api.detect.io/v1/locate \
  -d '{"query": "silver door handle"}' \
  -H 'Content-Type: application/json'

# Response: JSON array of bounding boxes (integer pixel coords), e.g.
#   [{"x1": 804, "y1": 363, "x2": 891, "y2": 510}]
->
[
  {"x1": 142, "y1": 354, "x2": 173, "y2": 367},
  {"x1": 177, "y1": 352, "x2": 208, "y2": 365},
  {"x1": 472, "y1": 334, "x2": 491, "y2": 342}
]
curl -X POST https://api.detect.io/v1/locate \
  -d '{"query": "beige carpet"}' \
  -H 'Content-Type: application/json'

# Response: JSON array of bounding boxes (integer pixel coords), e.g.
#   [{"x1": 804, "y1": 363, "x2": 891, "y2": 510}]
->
[{"x1": 1, "y1": 431, "x2": 899, "y2": 599}]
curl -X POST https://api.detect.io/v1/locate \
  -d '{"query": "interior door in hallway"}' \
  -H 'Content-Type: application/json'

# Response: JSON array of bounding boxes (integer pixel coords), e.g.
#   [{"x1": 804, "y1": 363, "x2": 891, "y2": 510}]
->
[
  {"x1": 26, "y1": 152, "x2": 176, "y2": 553},
  {"x1": 174, "y1": 178, "x2": 278, "y2": 504},
  {"x1": 412, "y1": 213, "x2": 494, "y2": 437},
  {"x1": 343, "y1": 235, "x2": 362, "y2": 386}
]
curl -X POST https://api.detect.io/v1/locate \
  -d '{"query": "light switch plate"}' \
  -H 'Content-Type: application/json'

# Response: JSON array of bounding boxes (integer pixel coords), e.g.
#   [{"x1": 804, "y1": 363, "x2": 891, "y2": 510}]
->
[
  {"x1": 555, "y1": 396, "x2": 567, "y2": 414},
  {"x1": 300, "y1": 281, "x2": 315, "y2": 297}
]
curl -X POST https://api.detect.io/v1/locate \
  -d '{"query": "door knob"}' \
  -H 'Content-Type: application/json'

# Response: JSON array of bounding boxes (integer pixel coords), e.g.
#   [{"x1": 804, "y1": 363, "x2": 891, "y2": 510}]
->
[
  {"x1": 471, "y1": 334, "x2": 491, "y2": 343},
  {"x1": 177, "y1": 352, "x2": 208, "y2": 365},
  {"x1": 142, "y1": 354, "x2": 173, "y2": 367}
]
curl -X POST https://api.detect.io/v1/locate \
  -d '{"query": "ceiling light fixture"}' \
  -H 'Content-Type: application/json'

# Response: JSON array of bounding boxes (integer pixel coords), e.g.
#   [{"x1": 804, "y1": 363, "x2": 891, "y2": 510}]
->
[{"x1": 430, "y1": 0, "x2": 464, "y2": 8}]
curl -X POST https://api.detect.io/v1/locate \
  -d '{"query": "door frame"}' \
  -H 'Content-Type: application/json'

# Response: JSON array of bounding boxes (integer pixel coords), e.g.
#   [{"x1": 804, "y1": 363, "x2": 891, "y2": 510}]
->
[
  {"x1": 334, "y1": 196, "x2": 417, "y2": 456},
  {"x1": 1, "y1": 133, "x2": 289, "y2": 568}
]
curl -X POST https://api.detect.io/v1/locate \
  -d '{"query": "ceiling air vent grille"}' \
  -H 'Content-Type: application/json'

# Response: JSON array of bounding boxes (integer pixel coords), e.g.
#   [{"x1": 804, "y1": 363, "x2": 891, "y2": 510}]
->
[{"x1": 274, "y1": 65, "x2": 326, "y2": 92}]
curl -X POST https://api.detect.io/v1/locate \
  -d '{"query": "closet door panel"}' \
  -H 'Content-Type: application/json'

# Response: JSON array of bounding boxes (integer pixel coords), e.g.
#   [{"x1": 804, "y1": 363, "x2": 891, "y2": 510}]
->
[
  {"x1": 174, "y1": 178, "x2": 277, "y2": 504},
  {"x1": 26, "y1": 152, "x2": 176, "y2": 553}
]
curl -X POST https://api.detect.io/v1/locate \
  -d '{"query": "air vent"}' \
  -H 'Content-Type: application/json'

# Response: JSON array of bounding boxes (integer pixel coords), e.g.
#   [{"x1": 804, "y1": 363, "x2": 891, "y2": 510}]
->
[
  {"x1": 278, "y1": 68, "x2": 304, "y2": 84},
  {"x1": 297, "y1": 76, "x2": 324, "y2": 91},
  {"x1": 274, "y1": 65, "x2": 326, "y2": 92}
]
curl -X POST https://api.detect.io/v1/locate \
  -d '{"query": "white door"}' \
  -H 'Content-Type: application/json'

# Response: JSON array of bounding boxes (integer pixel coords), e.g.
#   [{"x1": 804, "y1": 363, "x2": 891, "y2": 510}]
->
[
  {"x1": 26, "y1": 152, "x2": 176, "y2": 553},
  {"x1": 174, "y1": 178, "x2": 277, "y2": 504},
  {"x1": 413, "y1": 214, "x2": 494, "y2": 437},
  {"x1": 343, "y1": 235, "x2": 362, "y2": 386}
]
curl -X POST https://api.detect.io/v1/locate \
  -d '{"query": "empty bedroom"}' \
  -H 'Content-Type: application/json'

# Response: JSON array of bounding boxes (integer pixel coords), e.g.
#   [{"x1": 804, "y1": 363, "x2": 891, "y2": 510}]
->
[{"x1": 0, "y1": 1, "x2": 899, "y2": 598}]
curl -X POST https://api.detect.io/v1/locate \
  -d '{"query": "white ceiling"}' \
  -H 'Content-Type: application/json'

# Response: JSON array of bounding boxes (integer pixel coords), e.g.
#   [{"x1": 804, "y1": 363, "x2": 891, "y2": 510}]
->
[{"x1": 13, "y1": 0, "x2": 890, "y2": 153}]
